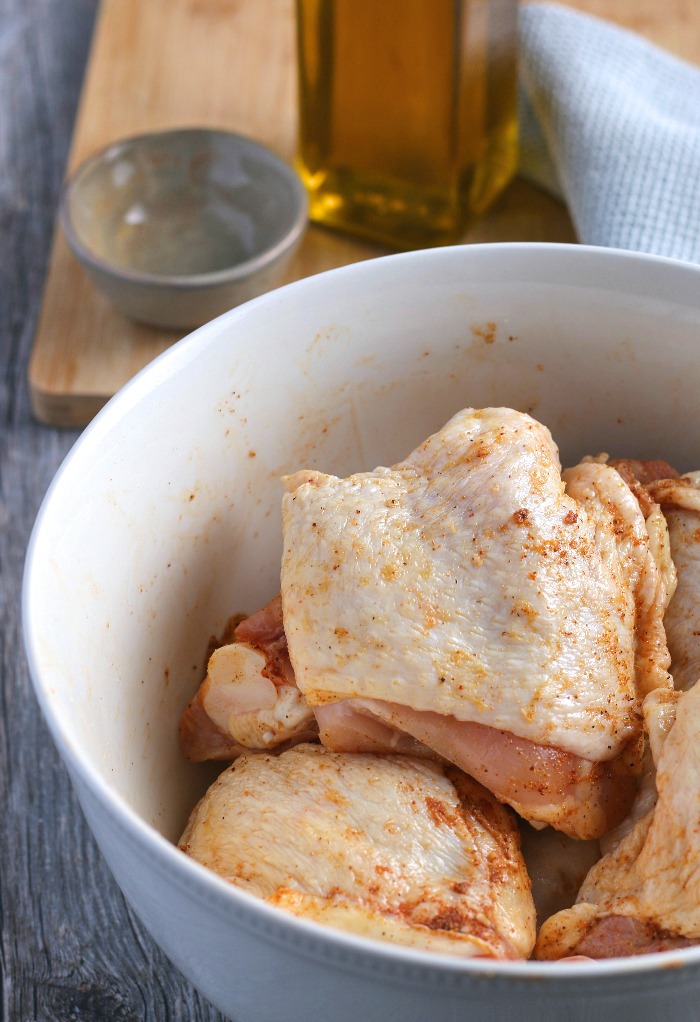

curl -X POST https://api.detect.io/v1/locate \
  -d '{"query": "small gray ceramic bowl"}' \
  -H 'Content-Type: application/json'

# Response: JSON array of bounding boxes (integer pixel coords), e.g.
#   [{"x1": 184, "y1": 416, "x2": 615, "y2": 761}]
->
[{"x1": 60, "y1": 127, "x2": 308, "y2": 329}]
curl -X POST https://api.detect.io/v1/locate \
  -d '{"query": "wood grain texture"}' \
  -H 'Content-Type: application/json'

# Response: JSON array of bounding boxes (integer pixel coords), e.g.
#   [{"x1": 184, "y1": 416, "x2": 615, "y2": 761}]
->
[
  {"x1": 3, "y1": 3, "x2": 699, "y2": 1021},
  {"x1": 562, "y1": 0, "x2": 698, "y2": 62}
]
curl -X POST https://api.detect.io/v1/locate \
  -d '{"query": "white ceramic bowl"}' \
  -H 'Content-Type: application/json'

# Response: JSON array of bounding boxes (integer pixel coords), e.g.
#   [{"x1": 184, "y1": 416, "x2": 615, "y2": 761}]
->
[{"x1": 23, "y1": 244, "x2": 700, "y2": 1022}]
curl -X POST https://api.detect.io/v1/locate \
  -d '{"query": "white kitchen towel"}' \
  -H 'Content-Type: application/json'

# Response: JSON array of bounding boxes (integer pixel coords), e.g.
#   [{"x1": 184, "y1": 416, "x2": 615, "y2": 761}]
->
[{"x1": 518, "y1": 3, "x2": 700, "y2": 263}]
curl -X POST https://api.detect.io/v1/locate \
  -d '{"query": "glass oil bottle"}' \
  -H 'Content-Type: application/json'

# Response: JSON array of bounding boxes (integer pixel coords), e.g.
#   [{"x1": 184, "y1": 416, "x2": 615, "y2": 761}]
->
[{"x1": 295, "y1": 0, "x2": 519, "y2": 250}]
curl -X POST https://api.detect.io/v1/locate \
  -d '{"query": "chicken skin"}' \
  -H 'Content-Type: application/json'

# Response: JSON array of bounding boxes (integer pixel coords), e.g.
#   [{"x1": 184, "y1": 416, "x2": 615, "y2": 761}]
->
[
  {"x1": 646, "y1": 472, "x2": 700, "y2": 692},
  {"x1": 179, "y1": 596, "x2": 317, "y2": 762},
  {"x1": 524, "y1": 465, "x2": 700, "y2": 960},
  {"x1": 535, "y1": 681, "x2": 700, "y2": 959},
  {"x1": 179, "y1": 744, "x2": 536, "y2": 959},
  {"x1": 281, "y1": 408, "x2": 672, "y2": 839}
]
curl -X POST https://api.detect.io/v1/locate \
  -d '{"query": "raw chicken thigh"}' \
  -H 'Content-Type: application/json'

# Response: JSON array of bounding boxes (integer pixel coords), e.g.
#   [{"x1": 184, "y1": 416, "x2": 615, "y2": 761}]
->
[
  {"x1": 281, "y1": 408, "x2": 672, "y2": 839},
  {"x1": 179, "y1": 743, "x2": 536, "y2": 959},
  {"x1": 176, "y1": 413, "x2": 700, "y2": 964},
  {"x1": 646, "y1": 472, "x2": 700, "y2": 691},
  {"x1": 179, "y1": 596, "x2": 317, "y2": 761},
  {"x1": 533, "y1": 466, "x2": 700, "y2": 958},
  {"x1": 535, "y1": 681, "x2": 700, "y2": 959}
]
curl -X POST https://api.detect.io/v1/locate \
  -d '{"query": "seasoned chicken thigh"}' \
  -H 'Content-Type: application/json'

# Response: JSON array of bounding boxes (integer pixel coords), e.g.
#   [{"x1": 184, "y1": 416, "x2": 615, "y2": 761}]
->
[
  {"x1": 606, "y1": 459, "x2": 700, "y2": 693},
  {"x1": 646, "y1": 472, "x2": 700, "y2": 691},
  {"x1": 535, "y1": 682, "x2": 700, "y2": 959},
  {"x1": 179, "y1": 744, "x2": 536, "y2": 958},
  {"x1": 281, "y1": 408, "x2": 672, "y2": 838},
  {"x1": 179, "y1": 596, "x2": 317, "y2": 762}
]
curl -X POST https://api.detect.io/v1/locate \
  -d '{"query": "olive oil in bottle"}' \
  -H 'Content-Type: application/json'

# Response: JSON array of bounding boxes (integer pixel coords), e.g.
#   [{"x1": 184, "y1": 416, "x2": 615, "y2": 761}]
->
[{"x1": 295, "y1": 0, "x2": 519, "y2": 249}]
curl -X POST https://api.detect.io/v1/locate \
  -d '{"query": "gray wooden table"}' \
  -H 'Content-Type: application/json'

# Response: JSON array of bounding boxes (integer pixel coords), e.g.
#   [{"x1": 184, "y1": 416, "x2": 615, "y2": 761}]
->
[{"x1": 0, "y1": 2, "x2": 225, "y2": 1018}]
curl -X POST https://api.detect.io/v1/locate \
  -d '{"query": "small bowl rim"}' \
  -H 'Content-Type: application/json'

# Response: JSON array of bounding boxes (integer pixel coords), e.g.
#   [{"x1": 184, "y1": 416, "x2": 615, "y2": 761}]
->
[{"x1": 59, "y1": 125, "x2": 309, "y2": 290}]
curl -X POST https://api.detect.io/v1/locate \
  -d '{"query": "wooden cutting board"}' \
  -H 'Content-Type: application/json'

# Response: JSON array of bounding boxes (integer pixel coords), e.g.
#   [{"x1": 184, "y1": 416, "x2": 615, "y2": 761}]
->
[{"x1": 28, "y1": 0, "x2": 696, "y2": 428}]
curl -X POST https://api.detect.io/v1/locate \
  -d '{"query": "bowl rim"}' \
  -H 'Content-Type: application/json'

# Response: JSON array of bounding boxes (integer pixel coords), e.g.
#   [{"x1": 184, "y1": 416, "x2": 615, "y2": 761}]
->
[
  {"x1": 59, "y1": 125, "x2": 309, "y2": 290},
  {"x1": 22, "y1": 241, "x2": 700, "y2": 982}
]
